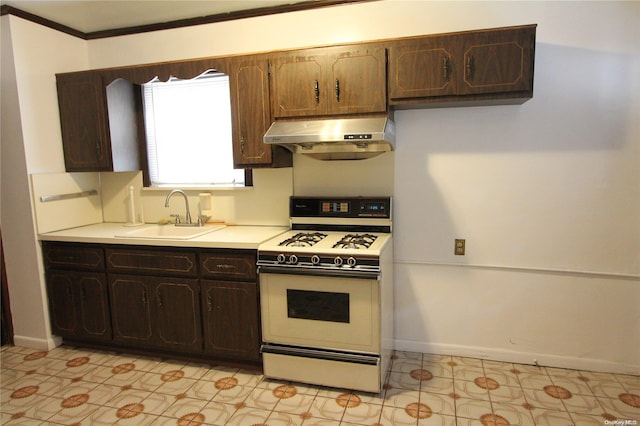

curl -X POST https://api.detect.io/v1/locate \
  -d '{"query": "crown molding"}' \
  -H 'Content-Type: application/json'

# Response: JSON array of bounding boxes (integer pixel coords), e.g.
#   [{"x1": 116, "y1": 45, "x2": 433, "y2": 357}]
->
[{"x1": 1, "y1": 1, "x2": 377, "y2": 40}]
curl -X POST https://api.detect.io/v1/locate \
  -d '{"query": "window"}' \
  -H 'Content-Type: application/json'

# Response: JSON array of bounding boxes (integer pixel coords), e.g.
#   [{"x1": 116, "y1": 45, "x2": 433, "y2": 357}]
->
[{"x1": 142, "y1": 71, "x2": 245, "y2": 187}]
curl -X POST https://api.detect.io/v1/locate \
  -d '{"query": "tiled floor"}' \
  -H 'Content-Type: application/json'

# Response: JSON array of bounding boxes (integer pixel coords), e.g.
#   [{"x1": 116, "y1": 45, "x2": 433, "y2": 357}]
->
[{"x1": 1, "y1": 345, "x2": 638, "y2": 425}]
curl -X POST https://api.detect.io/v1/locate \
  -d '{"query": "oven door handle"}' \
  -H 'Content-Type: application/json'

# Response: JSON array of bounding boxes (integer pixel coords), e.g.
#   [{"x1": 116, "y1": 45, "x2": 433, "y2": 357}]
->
[
  {"x1": 261, "y1": 344, "x2": 380, "y2": 366},
  {"x1": 258, "y1": 265, "x2": 380, "y2": 280}
]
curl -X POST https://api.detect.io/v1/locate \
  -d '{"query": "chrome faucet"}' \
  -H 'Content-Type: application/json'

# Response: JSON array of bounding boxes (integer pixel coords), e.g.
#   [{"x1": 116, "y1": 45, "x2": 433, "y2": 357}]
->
[{"x1": 164, "y1": 189, "x2": 194, "y2": 226}]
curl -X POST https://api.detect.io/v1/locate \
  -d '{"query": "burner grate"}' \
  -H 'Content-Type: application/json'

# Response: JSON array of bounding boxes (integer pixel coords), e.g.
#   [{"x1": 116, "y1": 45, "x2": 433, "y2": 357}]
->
[
  {"x1": 333, "y1": 234, "x2": 377, "y2": 250},
  {"x1": 279, "y1": 232, "x2": 327, "y2": 247}
]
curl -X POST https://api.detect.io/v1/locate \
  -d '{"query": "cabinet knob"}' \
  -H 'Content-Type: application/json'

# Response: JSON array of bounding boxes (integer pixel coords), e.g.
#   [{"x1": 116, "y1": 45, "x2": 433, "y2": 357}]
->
[
  {"x1": 466, "y1": 55, "x2": 474, "y2": 80},
  {"x1": 207, "y1": 295, "x2": 213, "y2": 312},
  {"x1": 443, "y1": 56, "x2": 450, "y2": 80}
]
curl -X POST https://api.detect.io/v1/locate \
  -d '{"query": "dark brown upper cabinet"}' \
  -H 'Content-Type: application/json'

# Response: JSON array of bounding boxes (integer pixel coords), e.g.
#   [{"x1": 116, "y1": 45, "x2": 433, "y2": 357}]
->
[
  {"x1": 227, "y1": 55, "x2": 291, "y2": 168},
  {"x1": 57, "y1": 71, "x2": 143, "y2": 172},
  {"x1": 270, "y1": 45, "x2": 387, "y2": 118},
  {"x1": 57, "y1": 56, "x2": 289, "y2": 172},
  {"x1": 389, "y1": 25, "x2": 536, "y2": 107},
  {"x1": 57, "y1": 71, "x2": 113, "y2": 171}
]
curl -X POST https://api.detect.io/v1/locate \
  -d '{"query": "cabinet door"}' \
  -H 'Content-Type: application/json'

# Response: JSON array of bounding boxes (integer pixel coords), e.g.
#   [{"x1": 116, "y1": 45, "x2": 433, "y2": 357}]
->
[
  {"x1": 153, "y1": 278, "x2": 202, "y2": 353},
  {"x1": 109, "y1": 274, "x2": 154, "y2": 346},
  {"x1": 458, "y1": 26, "x2": 535, "y2": 96},
  {"x1": 56, "y1": 72, "x2": 112, "y2": 171},
  {"x1": 388, "y1": 36, "x2": 457, "y2": 100},
  {"x1": 328, "y1": 46, "x2": 387, "y2": 115},
  {"x1": 271, "y1": 52, "x2": 325, "y2": 118},
  {"x1": 202, "y1": 280, "x2": 260, "y2": 361},
  {"x1": 228, "y1": 57, "x2": 274, "y2": 167},
  {"x1": 47, "y1": 272, "x2": 77, "y2": 336},
  {"x1": 76, "y1": 273, "x2": 111, "y2": 341},
  {"x1": 46, "y1": 271, "x2": 111, "y2": 342}
]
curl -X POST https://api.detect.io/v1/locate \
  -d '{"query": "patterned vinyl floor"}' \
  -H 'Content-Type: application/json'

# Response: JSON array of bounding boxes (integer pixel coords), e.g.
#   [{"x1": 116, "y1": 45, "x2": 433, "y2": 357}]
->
[{"x1": 1, "y1": 345, "x2": 639, "y2": 425}]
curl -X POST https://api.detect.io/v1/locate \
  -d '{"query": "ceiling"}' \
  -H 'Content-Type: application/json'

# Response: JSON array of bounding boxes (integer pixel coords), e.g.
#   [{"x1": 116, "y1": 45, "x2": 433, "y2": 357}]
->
[{"x1": 0, "y1": 0, "x2": 325, "y2": 35}]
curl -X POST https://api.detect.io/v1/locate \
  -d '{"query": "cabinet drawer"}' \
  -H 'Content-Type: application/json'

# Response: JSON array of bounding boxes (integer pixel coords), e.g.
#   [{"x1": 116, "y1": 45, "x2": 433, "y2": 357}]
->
[
  {"x1": 43, "y1": 243, "x2": 105, "y2": 270},
  {"x1": 106, "y1": 247, "x2": 197, "y2": 277},
  {"x1": 200, "y1": 250, "x2": 256, "y2": 281}
]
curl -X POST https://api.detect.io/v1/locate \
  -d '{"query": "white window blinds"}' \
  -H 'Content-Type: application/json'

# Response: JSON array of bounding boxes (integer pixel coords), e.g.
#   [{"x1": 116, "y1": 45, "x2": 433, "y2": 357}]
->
[{"x1": 142, "y1": 72, "x2": 244, "y2": 187}]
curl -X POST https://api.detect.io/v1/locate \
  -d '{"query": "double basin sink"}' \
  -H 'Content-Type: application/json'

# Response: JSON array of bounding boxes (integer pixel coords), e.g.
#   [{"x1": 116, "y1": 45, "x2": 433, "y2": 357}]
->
[{"x1": 115, "y1": 224, "x2": 226, "y2": 240}]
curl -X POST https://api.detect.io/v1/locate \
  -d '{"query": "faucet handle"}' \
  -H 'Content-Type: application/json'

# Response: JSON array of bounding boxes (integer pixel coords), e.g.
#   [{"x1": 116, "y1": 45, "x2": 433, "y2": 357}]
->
[
  {"x1": 198, "y1": 214, "x2": 210, "y2": 226},
  {"x1": 170, "y1": 214, "x2": 181, "y2": 224}
]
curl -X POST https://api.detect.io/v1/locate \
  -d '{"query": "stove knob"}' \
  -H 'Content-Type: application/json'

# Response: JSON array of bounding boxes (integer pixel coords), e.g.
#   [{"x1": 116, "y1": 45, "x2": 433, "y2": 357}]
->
[
  {"x1": 347, "y1": 257, "x2": 357, "y2": 267},
  {"x1": 334, "y1": 256, "x2": 343, "y2": 267},
  {"x1": 311, "y1": 255, "x2": 320, "y2": 265},
  {"x1": 277, "y1": 253, "x2": 286, "y2": 263},
  {"x1": 289, "y1": 254, "x2": 298, "y2": 264}
]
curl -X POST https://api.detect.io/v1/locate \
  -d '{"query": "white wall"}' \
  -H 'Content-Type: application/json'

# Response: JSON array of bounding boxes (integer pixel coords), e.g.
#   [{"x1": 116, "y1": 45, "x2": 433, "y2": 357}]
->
[
  {"x1": 3, "y1": 1, "x2": 638, "y2": 373},
  {"x1": 1, "y1": 14, "x2": 89, "y2": 349}
]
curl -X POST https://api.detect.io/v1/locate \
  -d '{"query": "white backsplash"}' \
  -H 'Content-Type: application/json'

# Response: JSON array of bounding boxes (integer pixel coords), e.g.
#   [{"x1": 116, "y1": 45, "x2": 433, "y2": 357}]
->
[{"x1": 30, "y1": 172, "x2": 102, "y2": 233}]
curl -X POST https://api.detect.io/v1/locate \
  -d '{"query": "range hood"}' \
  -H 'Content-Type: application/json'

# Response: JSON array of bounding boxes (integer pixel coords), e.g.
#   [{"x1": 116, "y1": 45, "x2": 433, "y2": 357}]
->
[{"x1": 263, "y1": 116, "x2": 395, "y2": 160}]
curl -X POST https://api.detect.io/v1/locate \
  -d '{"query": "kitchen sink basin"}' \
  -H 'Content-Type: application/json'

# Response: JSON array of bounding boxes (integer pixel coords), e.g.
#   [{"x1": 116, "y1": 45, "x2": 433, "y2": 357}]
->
[{"x1": 115, "y1": 224, "x2": 225, "y2": 240}]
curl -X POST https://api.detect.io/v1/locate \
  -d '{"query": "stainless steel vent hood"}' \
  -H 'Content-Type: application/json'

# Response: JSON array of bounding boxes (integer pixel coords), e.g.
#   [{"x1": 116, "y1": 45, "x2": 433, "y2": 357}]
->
[{"x1": 263, "y1": 116, "x2": 395, "y2": 160}]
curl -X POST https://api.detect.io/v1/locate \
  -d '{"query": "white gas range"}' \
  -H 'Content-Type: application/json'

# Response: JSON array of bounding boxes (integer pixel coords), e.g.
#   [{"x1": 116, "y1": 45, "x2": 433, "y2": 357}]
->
[{"x1": 257, "y1": 197, "x2": 393, "y2": 393}]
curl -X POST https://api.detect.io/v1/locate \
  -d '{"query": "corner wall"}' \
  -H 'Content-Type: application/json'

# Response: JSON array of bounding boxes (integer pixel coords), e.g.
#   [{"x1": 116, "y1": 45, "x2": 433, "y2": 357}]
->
[{"x1": 1, "y1": 14, "x2": 89, "y2": 349}]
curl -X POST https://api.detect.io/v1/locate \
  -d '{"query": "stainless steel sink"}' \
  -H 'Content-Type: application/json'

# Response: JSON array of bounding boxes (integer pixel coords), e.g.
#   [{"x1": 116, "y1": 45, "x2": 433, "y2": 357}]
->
[{"x1": 115, "y1": 224, "x2": 225, "y2": 240}]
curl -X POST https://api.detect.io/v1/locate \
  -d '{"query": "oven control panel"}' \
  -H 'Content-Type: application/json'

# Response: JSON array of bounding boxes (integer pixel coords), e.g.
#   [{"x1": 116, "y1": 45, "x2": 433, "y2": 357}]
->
[{"x1": 290, "y1": 197, "x2": 391, "y2": 219}]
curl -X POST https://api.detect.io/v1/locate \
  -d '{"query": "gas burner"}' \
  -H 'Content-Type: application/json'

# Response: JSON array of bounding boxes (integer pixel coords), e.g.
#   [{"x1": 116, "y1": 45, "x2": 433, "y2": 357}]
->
[
  {"x1": 279, "y1": 232, "x2": 327, "y2": 247},
  {"x1": 333, "y1": 234, "x2": 377, "y2": 250}
]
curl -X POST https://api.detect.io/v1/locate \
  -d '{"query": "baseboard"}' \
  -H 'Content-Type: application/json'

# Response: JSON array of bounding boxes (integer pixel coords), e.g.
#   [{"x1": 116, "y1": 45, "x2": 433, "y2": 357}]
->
[
  {"x1": 394, "y1": 339, "x2": 640, "y2": 376},
  {"x1": 13, "y1": 334, "x2": 62, "y2": 351}
]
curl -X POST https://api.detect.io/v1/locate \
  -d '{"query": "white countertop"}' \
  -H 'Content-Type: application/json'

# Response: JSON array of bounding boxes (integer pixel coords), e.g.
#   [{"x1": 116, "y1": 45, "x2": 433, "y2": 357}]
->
[{"x1": 39, "y1": 222, "x2": 289, "y2": 249}]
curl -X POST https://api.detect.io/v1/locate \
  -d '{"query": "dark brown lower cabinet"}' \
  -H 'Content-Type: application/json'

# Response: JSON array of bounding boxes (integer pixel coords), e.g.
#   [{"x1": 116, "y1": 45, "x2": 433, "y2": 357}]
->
[
  {"x1": 43, "y1": 242, "x2": 261, "y2": 366},
  {"x1": 202, "y1": 280, "x2": 260, "y2": 362},
  {"x1": 109, "y1": 274, "x2": 202, "y2": 353},
  {"x1": 47, "y1": 271, "x2": 112, "y2": 342}
]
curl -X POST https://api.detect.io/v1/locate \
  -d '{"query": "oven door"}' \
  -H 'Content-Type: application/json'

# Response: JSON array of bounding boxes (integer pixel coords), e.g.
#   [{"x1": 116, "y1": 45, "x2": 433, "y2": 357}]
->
[{"x1": 259, "y1": 270, "x2": 380, "y2": 354}]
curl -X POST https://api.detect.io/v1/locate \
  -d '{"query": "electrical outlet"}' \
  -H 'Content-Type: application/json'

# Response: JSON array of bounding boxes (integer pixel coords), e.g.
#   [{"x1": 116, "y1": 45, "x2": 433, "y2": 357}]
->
[{"x1": 454, "y1": 239, "x2": 465, "y2": 255}]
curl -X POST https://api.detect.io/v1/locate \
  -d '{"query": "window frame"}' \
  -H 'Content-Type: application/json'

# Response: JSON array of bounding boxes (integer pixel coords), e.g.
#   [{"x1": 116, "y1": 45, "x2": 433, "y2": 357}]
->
[{"x1": 137, "y1": 71, "x2": 252, "y2": 189}]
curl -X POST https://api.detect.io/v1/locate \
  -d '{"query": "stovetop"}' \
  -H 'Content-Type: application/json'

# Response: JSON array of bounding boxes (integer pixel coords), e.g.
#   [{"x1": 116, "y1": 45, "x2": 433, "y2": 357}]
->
[
  {"x1": 258, "y1": 230, "x2": 391, "y2": 256},
  {"x1": 257, "y1": 196, "x2": 392, "y2": 270}
]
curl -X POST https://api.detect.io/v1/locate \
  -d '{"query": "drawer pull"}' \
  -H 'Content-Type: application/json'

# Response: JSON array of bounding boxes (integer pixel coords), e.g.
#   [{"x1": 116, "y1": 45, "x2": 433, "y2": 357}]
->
[{"x1": 216, "y1": 264, "x2": 236, "y2": 270}]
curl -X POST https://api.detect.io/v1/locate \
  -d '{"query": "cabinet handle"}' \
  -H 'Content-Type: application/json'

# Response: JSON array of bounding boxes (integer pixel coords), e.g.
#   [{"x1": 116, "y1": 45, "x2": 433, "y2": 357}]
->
[
  {"x1": 335, "y1": 79, "x2": 340, "y2": 102},
  {"x1": 314, "y1": 80, "x2": 320, "y2": 104},
  {"x1": 207, "y1": 295, "x2": 213, "y2": 312},
  {"x1": 81, "y1": 287, "x2": 86, "y2": 301},
  {"x1": 240, "y1": 135, "x2": 246, "y2": 152},
  {"x1": 465, "y1": 55, "x2": 474, "y2": 80},
  {"x1": 216, "y1": 264, "x2": 235, "y2": 270},
  {"x1": 156, "y1": 292, "x2": 163, "y2": 308},
  {"x1": 141, "y1": 289, "x2": 147, "y2": 305},
  {"x1": 66, "y1": 284, "x2": 73, "y2": 298},
  {"x1": 443, "y1": 56, "x2": 450, "y2": 80}
]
